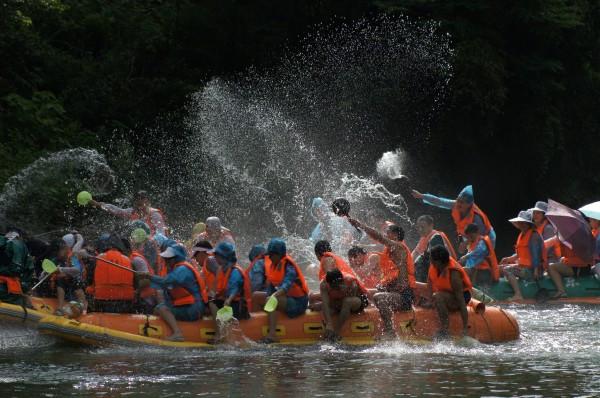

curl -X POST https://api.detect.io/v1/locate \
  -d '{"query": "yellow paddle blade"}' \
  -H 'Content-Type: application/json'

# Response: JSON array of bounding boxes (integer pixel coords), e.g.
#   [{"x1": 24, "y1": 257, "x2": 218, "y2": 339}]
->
[
  {"x1": 264, "y1": 295, "x2": 278, "y2": 313},
  {"x1": 216, "y1": 306, "x2": 233, "y2": 322},
  {"x1": 42, "y1": 259, "x2": 58, "y2": 274},
  {"x1": 76, "y1": 191, "x2": 92, "y2": 206}
]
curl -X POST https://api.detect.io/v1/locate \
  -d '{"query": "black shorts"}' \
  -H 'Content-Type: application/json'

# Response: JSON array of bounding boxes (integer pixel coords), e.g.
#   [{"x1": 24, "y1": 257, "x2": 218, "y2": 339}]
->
[
  {"x1": 463, "y1": 291, "x2": 472, "y2": 305},
  {"x1": 212, "y1": 299, "x2": 250, "y2": 320},
  {"x1": 329, "y1": 294, "x2": 369, "y2": 313},
  {"x1": 55, "y1": 276, "x2": 84, "y2": 299}
]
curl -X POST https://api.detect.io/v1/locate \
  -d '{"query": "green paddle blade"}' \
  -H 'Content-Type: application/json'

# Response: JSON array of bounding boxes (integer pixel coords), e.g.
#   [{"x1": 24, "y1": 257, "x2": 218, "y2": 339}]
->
[
  {"x1": 41, "y1": 259, "x2": 58, "y2": 274},
  {"x1": 216, "y1": 306, "x2": 233, "y2": 322},
  {"x1": 264, "y1": 295, "x2": 278, "y2": 313},
  {"x1": 76, "y1": 191, "x2": 92, "y2": 206},
  {"x1": 130, "y1": 228, "x2": 148, "y2": 244}
]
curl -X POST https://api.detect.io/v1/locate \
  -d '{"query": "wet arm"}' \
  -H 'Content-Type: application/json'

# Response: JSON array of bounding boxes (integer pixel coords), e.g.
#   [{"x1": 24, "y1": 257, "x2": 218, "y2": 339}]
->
[
  {"x1": 224, "y1": 269, "x2": 243, "y2": 304},
  {"x1": 421, "y1": 194, "x2": 455, "y2": 210},
  {"x1": 98, "y1": 203, "x2": 134, "y2": 219},
  {"x1": 463, "y1": 240, "x2": 488, "y2": 269},
  {"x1": 151, "y1": 211, "x2": 167, "y2": 235},
  {"x1": 348, "y1": 218, "x2": 395, "y2": 247},
  {"x1": 450, "y1": 270, "x2": 468, "y2": 333}
]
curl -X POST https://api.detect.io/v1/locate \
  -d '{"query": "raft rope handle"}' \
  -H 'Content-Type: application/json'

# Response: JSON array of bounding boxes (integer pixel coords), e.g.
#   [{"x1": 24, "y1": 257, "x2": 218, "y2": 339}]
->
[
  {"x1": 478, "y1": 310, "x2": 493, "y2": 342},
  {"x1": 498, "y1": 307, "x2": 519, "y2": 338},
  {"x1": 142, "y1": 315, "x2": 158, "y2": 337}
]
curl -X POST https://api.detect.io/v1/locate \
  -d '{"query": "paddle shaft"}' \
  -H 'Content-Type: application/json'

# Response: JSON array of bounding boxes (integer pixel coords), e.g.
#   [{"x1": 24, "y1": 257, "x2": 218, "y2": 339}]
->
[
  {"x1": 93, "y1": 256, "x2": 138, "y2": 274},
  {"x1": 31, "y1": 271, "x2": 55, "y2": 291}
]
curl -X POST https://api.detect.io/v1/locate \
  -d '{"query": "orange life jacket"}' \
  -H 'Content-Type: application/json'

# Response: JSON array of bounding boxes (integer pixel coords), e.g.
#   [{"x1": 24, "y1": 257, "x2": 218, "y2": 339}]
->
[
  {"x1": 0, "y1": 275, "x2": 23, "y2": 295},
  {"x1": 559, "y1": 242, "x2": 591, "y2": 267},
  {"x1": 319, "y1": 252, "x2": 359, "y2": 281},
  {"x1": 468, "y1": 235, "x2": 500, "y2": 281},
  {"x1": 379, "y1": 242, "x2": 416, "y2": 289},
  {"x1": 352, "y1": 254, "x2": 380, "y2": 290},
  {"x1": 94, "y1": 249, "x2": 135, "y2": 301},
  {"x1": 413, "y1": 229, "x2": 457, "y2": 259},
  {"x1": 593, "y1": 228, "x2": 599, "y2": 239},
  {"x1": 129, "y1": 207, "x2": 166, "y2": 235},
  {"x1": 428, "y1": 258, "x2": 473, "y2": 293},
  {"x1": 515, "y1": 229, "x2": 546, "y2": 269},
  {"x1": 452, "y1": 203, "x2": 492, "y2": 237},
  {"x1": 204, "y1": 263, "x2": 251, "y2": 308},
  {"x1": 326, "y1": 272, "x2": 368, "y2": 301},
  {"x1": 168, "y1": 261, "x2": 208, "y2": 306},
  {"x1": 264, "y1": 255, "x2": 309, "y2": 298}
]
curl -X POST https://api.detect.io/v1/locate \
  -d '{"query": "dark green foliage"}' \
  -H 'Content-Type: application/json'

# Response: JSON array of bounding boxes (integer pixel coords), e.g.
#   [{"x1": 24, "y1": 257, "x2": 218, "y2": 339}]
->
[{"x1": 1, "y1": 0, "x2": 599, "y2": 251}]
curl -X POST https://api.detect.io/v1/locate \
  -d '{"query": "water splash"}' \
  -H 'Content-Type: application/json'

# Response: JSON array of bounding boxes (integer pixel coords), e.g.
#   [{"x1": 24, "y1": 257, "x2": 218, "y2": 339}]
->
[
  {"x1": 376, "y1": 149, "x2": 407, "y2": 180},
  {"x1": 184, "y1": 15, "x2": 450, "y2": 253},
  {"x1": 0, "y1": 148, "x2": 115, "y2": 234}
]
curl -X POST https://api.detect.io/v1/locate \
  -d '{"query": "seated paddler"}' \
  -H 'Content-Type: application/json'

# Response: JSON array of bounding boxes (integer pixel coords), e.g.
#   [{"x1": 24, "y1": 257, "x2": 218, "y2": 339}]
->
[{"x1": 142, "y1": 243, "x2": 207, "y2": 342}]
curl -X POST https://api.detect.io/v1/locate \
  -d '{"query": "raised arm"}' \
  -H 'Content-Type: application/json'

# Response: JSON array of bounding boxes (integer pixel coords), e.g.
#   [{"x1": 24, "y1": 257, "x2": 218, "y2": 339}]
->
[
  {"x1": 411, "y1": 190, "x2": 455, "y2": 210},
  {"x1": 347, "y1": 218, "x2": 395, "y2": 247},
  {"x1": 89, "y1": 200, "x2": 133, "y2": 219}
]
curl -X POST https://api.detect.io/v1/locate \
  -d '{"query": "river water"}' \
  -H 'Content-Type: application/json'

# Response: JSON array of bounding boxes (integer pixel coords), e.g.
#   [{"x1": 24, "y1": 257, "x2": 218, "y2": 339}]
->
[{"x1": 1, "y1": 304, "x2": 599, "y2": 397}]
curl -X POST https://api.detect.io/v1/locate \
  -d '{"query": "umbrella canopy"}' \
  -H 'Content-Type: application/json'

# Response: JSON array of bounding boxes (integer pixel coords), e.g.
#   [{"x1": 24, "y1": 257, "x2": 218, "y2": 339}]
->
[
  {"x1": 546, "y1": 199, "x2": 594, "y2": 263},
  {"x1": 579, "y1": 201, "x2": 600, "y2": 221}
]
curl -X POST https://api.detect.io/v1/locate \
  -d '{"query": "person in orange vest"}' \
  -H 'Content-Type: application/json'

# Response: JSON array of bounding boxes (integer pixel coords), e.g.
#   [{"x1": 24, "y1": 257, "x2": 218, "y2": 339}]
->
[
  {"x1": 412, "y1": 214, "x2": 457, "y2": 282},
  {"x1": 314, "y1": 240, "x2": 360, "y2": 281},
  {"x1": 90, "y1": 190, "x2": 167, "y2": 236},
  {"x1": 347, "y1": 217, "x2": 415, "y2": 338},
  {"x1": 547, "y1": 225, "x2": 595, "y2": 299},
  {"x1": 531, "y1": 201, "x2": 560, "y2": 264},
  {"x1": 499, "y1": 210, "x2": 544, "y2": 301},
  {"x1": 412, "y1": 185, "x2": 496, "y2": 249},
  {"x1": 427, "y1": 245, "x2": 473, "y2": 339},
  {"x1": 260, "y1": 238, "x2": 309, "y2": 344},
  {"x1": 0, "y1": 229, "x2": 33, "y2": 306},
  {"x1": 459, "y1": 223, "x2": 500, "y2": 285},
  {"x1": 206, "y1": 242, "x2": 251, "y2": 322},
  {"x1": 347, "y1": 246, "x2": 381, "y2": 289},
  {"x1": 139, "y1": 243, "x2": 207, "y2": 342},
  {"x1": 91, "y1": 234, "x2": 136, "y2": 313},
  {"x1": 321, "y1": 268, "x2": 369, "y2": 341}
]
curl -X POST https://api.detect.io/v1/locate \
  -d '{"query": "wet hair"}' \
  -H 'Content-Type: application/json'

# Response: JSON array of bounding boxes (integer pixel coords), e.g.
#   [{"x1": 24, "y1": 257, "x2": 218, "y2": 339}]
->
[
  {"x1": 121, "y1": 237, "x2": 132, "y2": 256},
  {"x1": 325, "y1": 268, "x2": 343, "y2": 286},
  {"x1": 465, "y1": 223, "x2": 480, "y2": 235},
  {"x1": 133, "y1": 190, "x2": 149, "y2": 202},
  {"x1": 348, "y1": 246, "x2": 366, "y2": 258},
  {"x1": 417, "y1": 215, "x2": 434, "y2": 226},
  {"x1": 387, "y1": 224, "x2": 405, "y2": 241},
  {"x1": 430, "y1": 245, "x2": 450, "y2": 264},
  {"x1": 47, "y1": 238, "x2": 67, "y2": 259},
  {"x1": 314, "y1": 240, "x2": 332, "y2": 256}
]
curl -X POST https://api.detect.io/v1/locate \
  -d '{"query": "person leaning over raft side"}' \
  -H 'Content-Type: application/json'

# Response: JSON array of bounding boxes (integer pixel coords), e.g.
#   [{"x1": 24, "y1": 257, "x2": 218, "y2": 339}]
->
[
  {"x1": 348, "y1": 246, "x2": 381, "y2": 289},
  {"x1": 45, "y1": 239, "x2": 88, "y2": 314},
  {"x1": 89, "y1": 190, "x2": 168, "y2": 236},
  {"x1": 89, "y1": 234, "x2": 136, "y2": 313},
  {"x1": 260, "y1": 238, "x2": 309, "y2": 344},
  {"x1": 139, "y1": 244, "x2": 207, "y2": 342},
  {"x1": 321, "y1": 268, "x2": 369, "y2": 342},
  {"x1": 499, "y1": 210, "x2": 545, "y2": 301},
  {"x1": 428, "y1": 245, "x2": 472, "y2": 339},
  {"x1": 459, "y1": 223, "x2": 499, "y2": 285},
  {"x1": 531, "y1": 201, "x2": 560, "y2": 264},
  {"x1": 347, "y1": 218, "x2": 415, "y2": 339},
  {"x1": 206, "y1": 242, "x2": 251, "y2": 322},
  {"x1": 411, "y1": 185, "x2": 496, "y2": 249},
  {"x1": 0, "y1": 228, "x2": 34, "y2": 306},
  {"x1": 412, "y1": 215, "x2": 457, "y2": 283}
]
